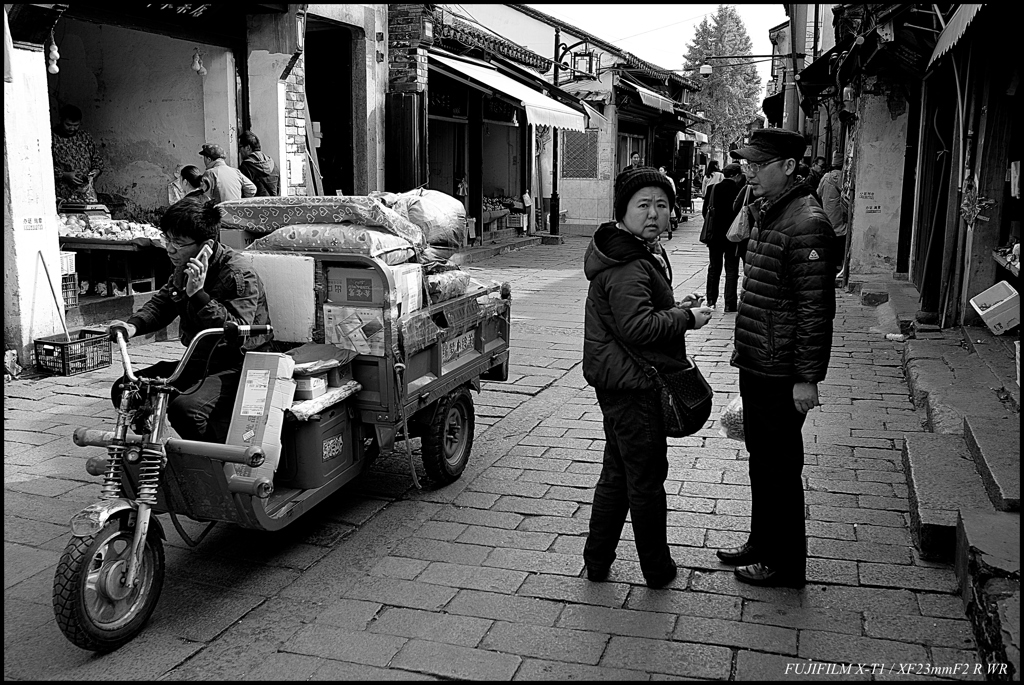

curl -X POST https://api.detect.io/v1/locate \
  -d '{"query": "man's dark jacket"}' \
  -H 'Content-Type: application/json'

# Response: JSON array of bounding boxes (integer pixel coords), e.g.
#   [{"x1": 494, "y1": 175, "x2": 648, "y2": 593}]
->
[
  {"x1": 703, "y1": 175, "x2": 742, "y2": 245},
  {"x1": 732, "y1": 182, "x2": 836, "y2": 383},
  {"x1": 239, "y1": 151, "x2": 280, "y2": 196},
  {"x1": 128, "y1": 242, "x2": 273, "y2": 368},
  {"x1": 584, "y1": 222, "x2": 694, "y2": 390}
]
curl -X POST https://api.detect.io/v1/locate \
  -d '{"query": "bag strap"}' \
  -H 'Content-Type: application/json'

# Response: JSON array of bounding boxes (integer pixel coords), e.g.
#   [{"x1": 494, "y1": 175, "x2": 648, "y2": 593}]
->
[{"x1": 606, "y1": 324, "x2": 692, "y2": 382}]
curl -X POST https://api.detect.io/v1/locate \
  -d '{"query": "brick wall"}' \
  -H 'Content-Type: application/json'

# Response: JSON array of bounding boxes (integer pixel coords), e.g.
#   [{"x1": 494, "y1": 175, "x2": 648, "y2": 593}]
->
[
  {"x1": 388, "y1": 3, "x2": 431, "y2": 92},
  {"x1": 284, "y1": 53, "x2": 308, "y2": 196}
]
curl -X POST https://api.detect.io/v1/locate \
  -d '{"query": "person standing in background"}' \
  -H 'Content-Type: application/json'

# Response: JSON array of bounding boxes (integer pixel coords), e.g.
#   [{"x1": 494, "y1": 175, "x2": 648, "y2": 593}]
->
[
  {"x1": 199, "y1": 143, "x2": 256, "y2": 204},
  {"x1": 817, "y1": 151, "x2": 849, "y2": 274},
  {"x1": 623, "y1": 151, "x2": 642, "y2": 173},
  {"x1": 51, "y1": 104, "x2": 104, "y2": 205},
  {"x1": 702, "y1": 163, "x2": 744, "y2": 312},
  {"x1": 238, "y1": 131, "x2": 280, "y2": 196},
  {"x1": 701, "y1": 160, "x2": 724, "y2": 198}
]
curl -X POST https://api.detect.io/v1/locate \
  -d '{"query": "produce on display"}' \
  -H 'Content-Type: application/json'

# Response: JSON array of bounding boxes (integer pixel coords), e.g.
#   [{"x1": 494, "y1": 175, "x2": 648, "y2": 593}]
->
[{"x1": 58, "y1": 214, "x2": 164, "y2": 245}]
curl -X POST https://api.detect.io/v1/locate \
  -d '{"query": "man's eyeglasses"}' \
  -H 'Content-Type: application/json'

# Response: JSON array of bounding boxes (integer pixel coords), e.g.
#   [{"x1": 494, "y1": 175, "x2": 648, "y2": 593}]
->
[
  {"x1": 739, "y1": 158, "x2": 785, "y2": 175},
  {"x1": 163, "y1": 237, "x2": 197, "y2": 251}
]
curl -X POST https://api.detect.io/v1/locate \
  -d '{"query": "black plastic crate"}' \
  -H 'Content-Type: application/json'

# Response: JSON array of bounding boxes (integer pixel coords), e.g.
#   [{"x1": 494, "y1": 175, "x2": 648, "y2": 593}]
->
[
  {"x1": 61, "y1": 273, "x2": 79, "y2": 309},
  {"x1": 34, "y1": 328, "x2": 111, "y2": 376}
]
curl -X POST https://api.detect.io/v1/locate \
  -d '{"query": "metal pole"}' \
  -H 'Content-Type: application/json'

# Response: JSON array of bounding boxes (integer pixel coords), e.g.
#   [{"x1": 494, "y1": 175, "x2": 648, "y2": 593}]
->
[{"x1": 549, "y1": 27, "x2": 561, "y2": 236}]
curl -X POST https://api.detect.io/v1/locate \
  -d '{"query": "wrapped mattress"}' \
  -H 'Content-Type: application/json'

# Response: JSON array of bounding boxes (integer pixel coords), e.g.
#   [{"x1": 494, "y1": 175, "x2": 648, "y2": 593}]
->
[{"x1": 247, "y1": 224, "x2": 416, "y2": 265}]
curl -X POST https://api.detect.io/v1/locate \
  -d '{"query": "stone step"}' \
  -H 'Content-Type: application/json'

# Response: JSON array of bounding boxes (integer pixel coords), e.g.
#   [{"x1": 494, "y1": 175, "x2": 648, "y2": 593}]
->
[
  {"x1": 964, "y1": 416, "x2": 1021, "y2": 512},
  {"x1": 955, "y1": 510, "x2": 1021, "y2": 681},
  {"x1": 902, "y1": 433, "x2": 995, "y2": 561}
]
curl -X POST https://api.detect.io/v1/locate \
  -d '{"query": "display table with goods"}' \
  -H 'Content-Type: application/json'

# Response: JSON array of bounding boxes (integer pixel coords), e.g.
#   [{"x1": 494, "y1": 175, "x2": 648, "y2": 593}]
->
[{"x1": 58, "y1": 213, "x2": 168, "y2": 296}]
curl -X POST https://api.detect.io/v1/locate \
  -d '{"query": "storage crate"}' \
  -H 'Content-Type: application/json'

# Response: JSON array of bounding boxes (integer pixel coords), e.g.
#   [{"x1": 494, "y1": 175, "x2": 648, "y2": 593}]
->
[
  {"x1": 507, "y1": 214, "x2": 527, "y2": 230},
  {"x1": 969, "y1": 281, "x2": 1020, "y2": 335},
  {"x1": 61, "y1": 273, "x2": 79, "y2": 309},
  {"x1": 34, "y1": 329, "x2": 111, "y2": 376},
  {"x1": 60, "y1": 251, "x2": 76, "y2": 275},
  {"x1": 278, "y1": 401, "x2": 355, "y2": 489}
]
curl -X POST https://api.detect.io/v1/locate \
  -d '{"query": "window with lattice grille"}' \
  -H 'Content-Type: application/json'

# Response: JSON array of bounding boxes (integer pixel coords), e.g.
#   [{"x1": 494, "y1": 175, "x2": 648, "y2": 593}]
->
[{"x1": 561, "y1": 130, "x2": 598, "y2": 179}]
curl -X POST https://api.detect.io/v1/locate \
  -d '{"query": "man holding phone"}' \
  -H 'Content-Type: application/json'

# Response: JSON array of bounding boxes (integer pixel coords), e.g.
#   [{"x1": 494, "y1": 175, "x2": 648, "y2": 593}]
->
[{"x1": 108, "y1": 197, "x2": 274, "y2": 443}]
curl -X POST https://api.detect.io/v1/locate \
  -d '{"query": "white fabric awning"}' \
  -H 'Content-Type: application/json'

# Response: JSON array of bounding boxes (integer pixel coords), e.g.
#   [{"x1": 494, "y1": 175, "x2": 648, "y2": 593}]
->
[
  {"x1": 624, "y1": 81, "x2": 676, "y2": 113},
  {"x1": 686, "y1": 129, "x2": 708, "y2": 143},
  {"x1": 928, "y1": 4, "x2": 984, "y2": 68},
  {"x1": 430, "y1": 54, "x2": 587, "y2": 131}
]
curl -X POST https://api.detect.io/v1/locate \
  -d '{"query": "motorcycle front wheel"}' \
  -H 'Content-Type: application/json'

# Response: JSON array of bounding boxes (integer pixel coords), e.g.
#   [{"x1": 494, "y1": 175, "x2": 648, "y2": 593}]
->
[{"x1": 52, "y1": 519, "x2": 165, "y2": 652}]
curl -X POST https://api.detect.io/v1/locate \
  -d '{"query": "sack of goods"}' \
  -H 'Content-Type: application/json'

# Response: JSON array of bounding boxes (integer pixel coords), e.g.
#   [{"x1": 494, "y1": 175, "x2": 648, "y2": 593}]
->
[
  {"x1": 426, "y1": 269, "x2": 471, "y2": 302},
  {"x1": 372, "y1": 188, "x2": 467, "y2": 249},
  {"x1": 247, "y1": 224, "x2": 416, "y2": 266},
  {"x1": 218, "y1": 195, "x2": 425, "y2": 248}
]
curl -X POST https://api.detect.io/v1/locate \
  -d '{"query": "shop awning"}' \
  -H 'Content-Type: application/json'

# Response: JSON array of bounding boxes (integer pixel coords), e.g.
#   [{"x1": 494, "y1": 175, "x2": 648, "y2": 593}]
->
[
  {"x1": 621, "y1": 80, "x2": 676, "y2": 113},
  {"x1": 797, "y1": 43, "x2": 844, "y2": 100},
  {"x1": 686, "y1": 129, "x2": 708, "y2": 143},
  {"x1": 430, "y1": 53, "x2": 587, "y2": 131},
  {"x1": 928, "y1": 4, "x2": 984, "y2": 68}
]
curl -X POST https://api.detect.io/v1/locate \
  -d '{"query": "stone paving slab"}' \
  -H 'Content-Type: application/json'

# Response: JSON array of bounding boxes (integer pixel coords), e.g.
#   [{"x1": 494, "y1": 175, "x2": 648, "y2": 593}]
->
[{"x1": 4, "y1": 229, "x2": 993, "y2": 680}]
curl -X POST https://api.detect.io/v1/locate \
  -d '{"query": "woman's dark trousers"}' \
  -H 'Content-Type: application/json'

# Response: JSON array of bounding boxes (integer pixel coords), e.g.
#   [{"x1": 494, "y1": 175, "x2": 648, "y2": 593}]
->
[
  {"x1": 585, "y1": 388, "x2": 673, "y2": 579},
  {"x1": 739, "y1": 369, "x2": 808, "y2": 576},
  {"x1": 706, "y1": 241, "x2": 741, "y2": 309}
]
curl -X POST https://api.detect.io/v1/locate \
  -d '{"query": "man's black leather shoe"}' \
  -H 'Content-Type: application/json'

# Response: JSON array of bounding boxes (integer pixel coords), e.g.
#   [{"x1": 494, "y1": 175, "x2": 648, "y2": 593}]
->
[
  {"x1": 586, "y1": 564, "x2": 610, "y2": 582},
  {"x1": 644, "y1": 559, "x2": 678, "y2": 589},
  {"x1": 734, "y1": 562, "x2": 805, "y2": 588},
  {"x1": 716, "y1": 541, "x2": 758, "y2": 566}
]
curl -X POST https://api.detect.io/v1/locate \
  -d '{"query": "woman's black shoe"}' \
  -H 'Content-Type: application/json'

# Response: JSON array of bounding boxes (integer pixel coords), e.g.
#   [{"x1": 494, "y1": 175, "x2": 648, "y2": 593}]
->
[
  {"x1": 644, "y1": 559, "x2": 678, "y2": 589},
  {"x1": 716, "y1": 541, "x2": 758, "y2": 566},
  {"x1": 586, "y1": 564, "x2": 610, "y2": 582}
]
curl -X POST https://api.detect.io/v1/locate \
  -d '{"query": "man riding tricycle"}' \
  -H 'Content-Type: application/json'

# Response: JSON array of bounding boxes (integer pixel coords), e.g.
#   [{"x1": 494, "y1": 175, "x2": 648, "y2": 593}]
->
[{"x1": 52, "y1": 196, "x2": 511, "y2": 651}]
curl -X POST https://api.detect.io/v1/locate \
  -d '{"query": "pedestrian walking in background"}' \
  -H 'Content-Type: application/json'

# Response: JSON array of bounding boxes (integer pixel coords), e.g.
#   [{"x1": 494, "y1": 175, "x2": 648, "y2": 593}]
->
[
  {"x1": 700, "y1": 159, "x2": 724, "y2": 197},
  {"x1": 199, "y1": 143, "x2": 256, "y2": 204},
  {"x1": 701, "y1": 163, "x2": 744, "y2": 311},
  {"x1": 582, "y1": 167, "x2": 714, "y2": 588},
  {"x1": 238, "y1": 131, "x2": 280, "y2": 196},
  {"x1": 659, "y1": 165, "x2": 678, "y2": 240},
  {"x1": 723, "y1": 129, "x2": 837, "y2": 588},
  {"x1": 817, "y1": 151, "x2": 849, "y2": 274}
]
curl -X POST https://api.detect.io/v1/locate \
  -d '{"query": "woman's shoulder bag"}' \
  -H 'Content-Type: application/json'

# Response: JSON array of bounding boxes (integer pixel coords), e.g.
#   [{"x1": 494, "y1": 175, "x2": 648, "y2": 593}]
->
[{"x1": 610, "y1": 328, "x2": 713, "y2": 437}]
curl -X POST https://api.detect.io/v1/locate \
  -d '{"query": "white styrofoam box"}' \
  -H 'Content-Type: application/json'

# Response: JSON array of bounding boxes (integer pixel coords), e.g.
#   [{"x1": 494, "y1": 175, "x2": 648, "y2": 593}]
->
[
  {"x1": 969, "y1": 281, "x2": 1020, "y2": 335},
  {"x1": 60, "y1": 251, "x2": 76, "y2": 275},
  {"x1": 240, "y1": 252, "x2": 317, "y2": 343}
]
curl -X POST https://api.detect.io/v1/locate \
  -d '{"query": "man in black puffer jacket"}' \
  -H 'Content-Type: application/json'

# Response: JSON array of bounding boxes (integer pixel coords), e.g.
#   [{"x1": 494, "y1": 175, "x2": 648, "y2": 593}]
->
[{"x1": 716, "y1": 129, "x2": 836, "y2": 589}]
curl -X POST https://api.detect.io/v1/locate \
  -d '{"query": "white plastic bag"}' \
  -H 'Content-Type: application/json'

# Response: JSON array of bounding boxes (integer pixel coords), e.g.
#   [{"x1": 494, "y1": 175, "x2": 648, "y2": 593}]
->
[{"x1": 719, "y1": 395, "x2": 745, "y2": 441}]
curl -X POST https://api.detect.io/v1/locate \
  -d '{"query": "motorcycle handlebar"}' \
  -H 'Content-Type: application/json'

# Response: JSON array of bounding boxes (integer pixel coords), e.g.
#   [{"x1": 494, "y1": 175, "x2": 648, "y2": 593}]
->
[{"x1": 115, "y1": 324, "x2": 274, "y2": 385}]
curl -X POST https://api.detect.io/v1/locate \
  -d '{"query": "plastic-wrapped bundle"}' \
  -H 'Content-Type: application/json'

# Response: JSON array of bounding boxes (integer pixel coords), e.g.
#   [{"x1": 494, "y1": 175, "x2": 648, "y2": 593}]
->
[
  {"x1": 426, "y1": 269, "x2": 471, "y2": 303},
  {"x1": 219, "y1": 195, "x2": 425, "y2": 248},
  {"x1": 248, "y1": 224, "x2": 416, "y2": 265},
  {"x1": 371, "y1": 189, "x2": 466, "y2": 248},
  {"x1": 718, "y1": 395, "x2": 744, "y2": 441}
]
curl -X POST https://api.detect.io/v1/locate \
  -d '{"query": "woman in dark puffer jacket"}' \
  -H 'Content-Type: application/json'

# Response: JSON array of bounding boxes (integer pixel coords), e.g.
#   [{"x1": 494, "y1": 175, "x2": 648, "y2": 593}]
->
[{"x1": 582, "y1": 167, "x2": 713, "y2": 588}]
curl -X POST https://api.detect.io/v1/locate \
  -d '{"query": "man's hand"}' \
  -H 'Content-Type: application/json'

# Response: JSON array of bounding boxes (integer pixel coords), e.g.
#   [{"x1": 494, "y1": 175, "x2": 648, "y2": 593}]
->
[
  {"x1": 690, "y1": 306, "x2": 713, "y2": 330},
  {"x1": 677, "y1": 292, "x2": 705, "y2": 309},
  {"x1": 793, "y1": 382, "x2": 820, "y2": 414},
  {"x1": 62, "y1": 171, "x2": 85, "y2": 186},
  {"x1": 184, "y1": 243, "x2": 211, "y2": 298},
  {"x1": 108, "y1": 320, "x2": 137, "y2": 342}
]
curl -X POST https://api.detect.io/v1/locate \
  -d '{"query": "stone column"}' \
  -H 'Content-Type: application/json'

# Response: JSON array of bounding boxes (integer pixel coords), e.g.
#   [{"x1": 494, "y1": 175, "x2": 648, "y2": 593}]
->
[{"x1": 4, "y1": 45, "x2": 66, "y2": 365}]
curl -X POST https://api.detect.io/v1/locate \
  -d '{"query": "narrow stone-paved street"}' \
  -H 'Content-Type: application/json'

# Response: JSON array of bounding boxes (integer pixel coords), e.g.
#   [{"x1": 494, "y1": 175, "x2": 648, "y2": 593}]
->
[{"x1": 4, "y1": 216, "x2": 981, "y2": 680}]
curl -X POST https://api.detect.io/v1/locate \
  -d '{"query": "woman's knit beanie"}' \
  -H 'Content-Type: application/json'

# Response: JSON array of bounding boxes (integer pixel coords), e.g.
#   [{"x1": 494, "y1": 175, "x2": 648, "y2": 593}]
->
[{"x1": 614, "y1": 166, "x2": 676, "y2": 222}]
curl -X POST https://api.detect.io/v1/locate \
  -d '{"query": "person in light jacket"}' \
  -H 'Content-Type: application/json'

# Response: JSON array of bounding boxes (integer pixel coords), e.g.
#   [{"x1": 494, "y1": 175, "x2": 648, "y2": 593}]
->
[
  {"x1": 582, "y1": 167, "x2": 713, "y2": 588},
  {"x1": 199, "y1": 143, "x2": 256, "y2": 204}
]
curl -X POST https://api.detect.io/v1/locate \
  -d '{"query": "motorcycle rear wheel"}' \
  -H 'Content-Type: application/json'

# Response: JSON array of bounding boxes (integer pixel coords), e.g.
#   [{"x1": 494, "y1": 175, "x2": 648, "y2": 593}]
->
[{"x1": 52, "y1": 520, "x2": 165, "y2": 652}]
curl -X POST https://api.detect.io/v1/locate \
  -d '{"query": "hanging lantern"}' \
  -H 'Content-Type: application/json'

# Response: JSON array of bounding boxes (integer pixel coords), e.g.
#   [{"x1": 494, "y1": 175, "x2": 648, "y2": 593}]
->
[{"x1": 47, "y1": 30, "x2": 60, "y2": 74}]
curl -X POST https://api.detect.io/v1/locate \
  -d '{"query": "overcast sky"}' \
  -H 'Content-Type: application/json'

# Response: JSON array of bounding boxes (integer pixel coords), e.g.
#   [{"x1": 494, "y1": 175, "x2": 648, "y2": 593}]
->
[{"x1": 522, "y1": 3, "x2": 789, "y2": 91}]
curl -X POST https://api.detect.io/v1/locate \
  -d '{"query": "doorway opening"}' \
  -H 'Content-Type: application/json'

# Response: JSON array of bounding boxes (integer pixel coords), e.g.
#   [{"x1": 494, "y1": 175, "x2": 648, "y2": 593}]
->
[{"x1": 304, "y1": 18, "x2": 354, "y2": 196}]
